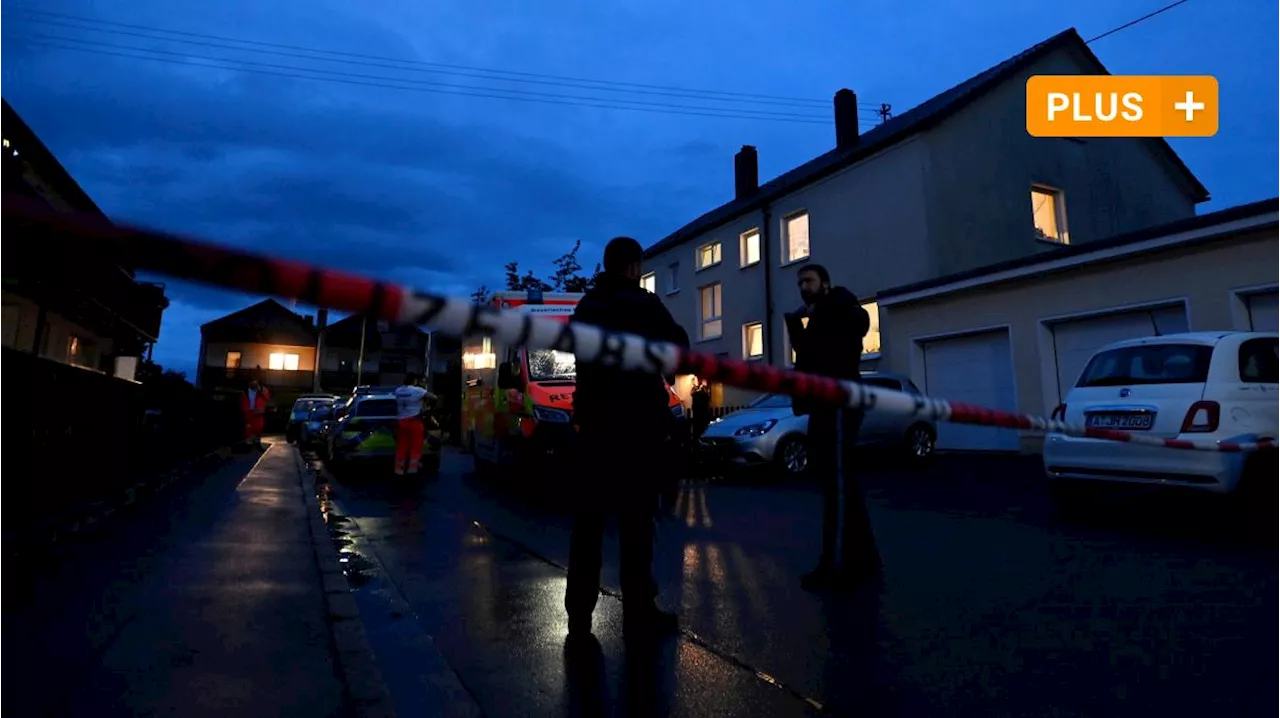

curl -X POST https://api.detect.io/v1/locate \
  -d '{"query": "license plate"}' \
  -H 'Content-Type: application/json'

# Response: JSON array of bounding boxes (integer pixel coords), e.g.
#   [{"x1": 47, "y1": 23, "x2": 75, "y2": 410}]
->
[{"x1": 1086, "y1": 412, "x2": 1154, "y2": 430}]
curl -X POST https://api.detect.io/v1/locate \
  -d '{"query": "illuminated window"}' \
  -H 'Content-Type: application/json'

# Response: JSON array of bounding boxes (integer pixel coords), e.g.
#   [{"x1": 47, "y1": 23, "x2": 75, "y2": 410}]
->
[
  {"x1": 782, "y1": 211, "x2": 810, "y2": 263},
  {"x1": 462, "y1": 336, "x2": 497, "y2": 370},
  {"x1": 269, "y1": 352, "x2": 300, "y2": 371},
  {"x1": 67, "y1": 335, "x2": 82, "y2": 362},
  {"x1": 696, "y1": 241, "x2": 722, "y2": 270},
  {"x1": 225, "y1": 351, "x2": 242, "y2": 368},
  {"x1": 640, "y1": 272, "x2": 656, "y2": 293},
  {"x1": 742, "y1": 322, "x2": 764, "y2": 359},
  {"x1": 1032, "y1": 186, "x2": 1068, "y2": 243},
  {"x1": 786, "y1": 316, "x2": 809, "y2": 365},
  {"x1": 740, "y1": 229, "x2": 760, "y2": 267},
  {"x1": 862, "y1": 301, "x2": 881, "y2": 356},
  {"x1": 699, "y1": 283, "x2": 723, "y2": 340}
]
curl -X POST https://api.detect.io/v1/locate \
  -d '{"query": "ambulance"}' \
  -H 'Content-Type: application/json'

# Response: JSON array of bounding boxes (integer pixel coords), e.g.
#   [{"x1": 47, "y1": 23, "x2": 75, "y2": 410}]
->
[{"x1": 461, "y1": 289, "x2": 687, "y2": 473}]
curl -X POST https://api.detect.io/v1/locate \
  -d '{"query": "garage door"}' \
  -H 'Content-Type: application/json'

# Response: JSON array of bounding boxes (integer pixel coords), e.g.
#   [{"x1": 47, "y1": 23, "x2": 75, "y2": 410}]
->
[
  {"x1": 1247, "y1": 291, "x2": 1278, "y2": 332},
  {"x1": 1050, "y1": 305, "x2": 1189, "y2": 403},
  {"x1": 921, "y1": 330, "x2": 1019, "y2": 452}
]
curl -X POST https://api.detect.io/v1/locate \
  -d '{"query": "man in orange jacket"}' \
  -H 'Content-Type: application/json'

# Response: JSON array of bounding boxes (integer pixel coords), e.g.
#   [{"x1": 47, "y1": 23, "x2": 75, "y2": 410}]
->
[{"x1": 239, "y1": 379, "x2": 271, "y2": 450}]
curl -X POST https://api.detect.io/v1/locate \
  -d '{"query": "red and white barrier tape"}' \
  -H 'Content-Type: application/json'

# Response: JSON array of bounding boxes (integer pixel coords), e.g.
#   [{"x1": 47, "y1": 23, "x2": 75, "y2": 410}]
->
[{"x1": 5, "y1": 195, "x2": 1274, "y2": 454}]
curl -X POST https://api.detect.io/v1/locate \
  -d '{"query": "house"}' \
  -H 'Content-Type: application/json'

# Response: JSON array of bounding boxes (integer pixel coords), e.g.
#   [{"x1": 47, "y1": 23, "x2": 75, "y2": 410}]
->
[
  {"x1": 875, "y1": 198, "x2": 1277, "y2": 453},
  {"x1": 641, "y1": 28, "x2": 1208, "y2": 408},
  {"x1": 318, "y1": 312, "x2": 430, "y2": 392},
  {"x1": 1, "y1": 98, "x2": 169, "y2": 380},
  {"x1": 196, "y1": 299, "x2": 320, "y2": 397}
]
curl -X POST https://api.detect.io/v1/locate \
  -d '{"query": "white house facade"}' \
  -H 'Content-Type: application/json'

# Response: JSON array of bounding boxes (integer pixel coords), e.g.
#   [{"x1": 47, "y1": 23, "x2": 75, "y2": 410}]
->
[
  {"x1": 875, "y1": 199, "x2": 1277, "y2": 453},
  {"x1": 642, "y1": 28, "x2": 1209, "y2": 408}
]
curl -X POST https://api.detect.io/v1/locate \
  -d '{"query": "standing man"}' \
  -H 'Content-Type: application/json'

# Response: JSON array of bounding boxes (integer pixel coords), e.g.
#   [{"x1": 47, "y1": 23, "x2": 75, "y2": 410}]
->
[
  {"x1": 240, "y1": 378, "x2": 271, "y2": 451},
  {"x1": 393, "y1": 373, "x2": 429, "y2": 475},
  {"x1": 784, "y1": 264, "x2": 882, "y2": 591},
  {"x1": 566, "y1": 236, "x2": 690, "y2": 640}
]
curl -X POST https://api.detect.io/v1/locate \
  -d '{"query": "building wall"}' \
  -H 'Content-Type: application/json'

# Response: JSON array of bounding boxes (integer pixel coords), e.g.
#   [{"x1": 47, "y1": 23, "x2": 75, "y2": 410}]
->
[
  {"x1": 203, "y1": 340, "x2": 317, "y2": 372},
  {"x1": 879, "y1": 226, "x2": 1277, "y2": 452},
  {"x1": 2, "y1": 290, "x2": 120, "y2": 373},
  {"x1": 921, "y1": 44, "x2": 1199, "y2": 278},
  {"x1": 2, "y1": 290, "x2": 40, "y2": 352}
]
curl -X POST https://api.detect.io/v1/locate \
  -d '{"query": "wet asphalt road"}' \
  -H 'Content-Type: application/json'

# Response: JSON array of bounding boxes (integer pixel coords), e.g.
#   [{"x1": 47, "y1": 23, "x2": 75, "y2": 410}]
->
[{"x1": 323, "y1": 448, "x2": 1277, "y2": 717}]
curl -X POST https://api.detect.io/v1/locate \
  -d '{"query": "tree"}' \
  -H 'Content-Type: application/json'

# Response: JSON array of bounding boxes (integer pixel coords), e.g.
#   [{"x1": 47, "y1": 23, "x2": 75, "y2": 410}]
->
[
  {"x1": 471, "y1": 285, "x2": 490, "y2": 304},
  {"x1": 500, "y1": 241, "x2": 599, "y2": 294}
]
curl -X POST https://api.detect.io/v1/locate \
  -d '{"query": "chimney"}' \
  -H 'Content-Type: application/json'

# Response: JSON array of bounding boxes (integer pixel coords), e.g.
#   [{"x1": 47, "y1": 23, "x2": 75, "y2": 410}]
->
[
  {"x1": 834, "y1": 88, "x2": 859, "y2": 149},
  {"x1": 317, "y1": 308, "x2": 329, "y2": 331},
  {"x1": 734, "y1": 145, "x2": 759, "y2": 200}
]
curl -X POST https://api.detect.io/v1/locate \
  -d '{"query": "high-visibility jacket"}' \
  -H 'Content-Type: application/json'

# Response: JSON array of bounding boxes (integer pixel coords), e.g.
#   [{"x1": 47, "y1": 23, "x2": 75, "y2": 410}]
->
[{"x1": 239, "y1": 387, "x2": 271, "y2": 437}]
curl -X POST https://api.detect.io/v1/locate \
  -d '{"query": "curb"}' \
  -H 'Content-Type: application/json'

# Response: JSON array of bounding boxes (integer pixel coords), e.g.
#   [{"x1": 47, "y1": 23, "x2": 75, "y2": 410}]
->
[
  {"x1": 292, "y1": 448, "x2": 398, "y2": 718},
  {"x1": 7, "y1": 442, "x2": 247, "y2": 558}
]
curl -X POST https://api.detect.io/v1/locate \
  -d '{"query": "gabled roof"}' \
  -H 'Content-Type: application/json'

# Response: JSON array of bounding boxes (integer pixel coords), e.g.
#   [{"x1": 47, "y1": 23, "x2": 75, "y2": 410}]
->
[
  {"x1": 644, "y1": 28, "x2": 1209, "y2": 259},
  {"x1": 1, "y1": 98, "x2": 104, "y2": 216},
  {"x1": 201, "y1": 298, "x2": 317, "y2": 344},
  {"x1": 322, "y1": 312, "x2": 427, "y2": 350}
]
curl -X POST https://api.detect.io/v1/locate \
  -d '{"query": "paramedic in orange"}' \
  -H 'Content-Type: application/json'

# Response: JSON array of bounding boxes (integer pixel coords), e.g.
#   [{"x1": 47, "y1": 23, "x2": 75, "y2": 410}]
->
[
  {"x1": 393, "y1": 373, "x2": 429, "y2": 475},
  {"x1": 239, "y1": 379, "x2": 270, "y2": 450}
]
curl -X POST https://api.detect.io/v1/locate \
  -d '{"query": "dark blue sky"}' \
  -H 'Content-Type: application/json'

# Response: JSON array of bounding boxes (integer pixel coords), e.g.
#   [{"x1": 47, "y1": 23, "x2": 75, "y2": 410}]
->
[{"x1": 3, "y1": 0, "x2": 1276, "y2": 377}]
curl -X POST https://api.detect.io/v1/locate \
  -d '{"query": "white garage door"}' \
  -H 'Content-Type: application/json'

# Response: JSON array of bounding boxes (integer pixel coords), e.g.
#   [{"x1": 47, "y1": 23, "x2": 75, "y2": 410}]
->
[
  {"x1": 1050, "y1": 305, "x2": 1189, "y2": 403},
  {"x1": 1247, "y1": 292, "x2": 1278, "y2": 332},
  {"x1": 922, "y1": 330, "x2": 1019, "y2": 452}
]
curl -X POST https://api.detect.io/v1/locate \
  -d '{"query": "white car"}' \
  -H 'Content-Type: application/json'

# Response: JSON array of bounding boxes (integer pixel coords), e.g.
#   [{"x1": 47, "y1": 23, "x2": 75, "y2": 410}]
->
[{"x1": 1042, "y1": 331, "x2": 1277, "y2": 507}]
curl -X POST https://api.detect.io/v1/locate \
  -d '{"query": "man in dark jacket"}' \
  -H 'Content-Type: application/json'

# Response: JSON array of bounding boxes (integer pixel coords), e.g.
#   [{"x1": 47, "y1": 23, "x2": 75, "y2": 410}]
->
[
  {"x1": 784, "y1": 263, "x2": 882, "y2": 591},
  {"x1": 566, "y1": 236, "x2": 690, "y2": 639}
]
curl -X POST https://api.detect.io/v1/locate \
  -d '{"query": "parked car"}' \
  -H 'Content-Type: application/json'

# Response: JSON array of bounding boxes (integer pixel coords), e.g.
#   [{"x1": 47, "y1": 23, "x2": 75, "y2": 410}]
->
[
  {"x1": 286, "y1": 396, "x2": 335, "y2": 443},
  {"x1": 698, "y1": 372, "x2": 937, "y2": 477},
  {"x1": 298, "y1": 403, "x2": 337, "y2": 449},
  {"x1": 325, "y1": 392, "x2": 443, "y2": 475},
  {"x1": 1042, "y1": 331, "x2": 1278, "y2": 511}
]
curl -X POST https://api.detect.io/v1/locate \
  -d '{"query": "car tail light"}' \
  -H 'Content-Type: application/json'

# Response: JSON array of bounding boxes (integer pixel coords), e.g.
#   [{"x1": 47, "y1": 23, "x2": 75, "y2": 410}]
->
[
  {"x1": 1050, "y1": 403, "x2": 1067, "y2": 421},
  {"x1": 1180, "y1": 401, "x2": 1220, "y2": 433}
]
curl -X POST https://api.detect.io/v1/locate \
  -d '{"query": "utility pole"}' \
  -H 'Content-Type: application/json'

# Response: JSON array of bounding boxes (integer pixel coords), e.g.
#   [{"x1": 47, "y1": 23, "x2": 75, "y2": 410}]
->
[
  {"x1": 877, "y1": 103, "x2": 893, "y2": 124},
  {"x1": 356, "y1": 313, "x2": 367, "y2": 386}
]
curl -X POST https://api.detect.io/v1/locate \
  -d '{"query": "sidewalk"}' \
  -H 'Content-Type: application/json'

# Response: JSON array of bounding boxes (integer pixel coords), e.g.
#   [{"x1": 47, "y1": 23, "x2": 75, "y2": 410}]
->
[{"x1": 3, "y1": 441, "x2": 360, "y2": 717}]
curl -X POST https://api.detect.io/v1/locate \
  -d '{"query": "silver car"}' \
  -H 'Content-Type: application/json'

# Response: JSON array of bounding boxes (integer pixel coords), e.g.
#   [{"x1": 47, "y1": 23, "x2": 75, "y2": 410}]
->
[{"x1": 698, "y1": 372, "x2": 937, "y2": 476}]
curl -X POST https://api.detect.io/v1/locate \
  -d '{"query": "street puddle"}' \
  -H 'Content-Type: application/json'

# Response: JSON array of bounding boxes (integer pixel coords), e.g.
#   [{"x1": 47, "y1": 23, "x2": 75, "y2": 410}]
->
[{"x1": 326, "y1": 511, "x2": 377, "y2": 589}]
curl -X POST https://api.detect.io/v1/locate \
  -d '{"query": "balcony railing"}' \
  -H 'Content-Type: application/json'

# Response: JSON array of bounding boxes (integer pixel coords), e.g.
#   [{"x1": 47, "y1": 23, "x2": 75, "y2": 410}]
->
[{"x1": 199, "y1": 366, "x2": 316, "y2": 392}]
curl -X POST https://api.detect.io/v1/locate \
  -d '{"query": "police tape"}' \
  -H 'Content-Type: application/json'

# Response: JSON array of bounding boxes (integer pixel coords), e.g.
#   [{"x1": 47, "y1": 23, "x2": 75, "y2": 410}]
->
[{"x1": 6, "y1": 195, "x2": 1274, "y2": 454}]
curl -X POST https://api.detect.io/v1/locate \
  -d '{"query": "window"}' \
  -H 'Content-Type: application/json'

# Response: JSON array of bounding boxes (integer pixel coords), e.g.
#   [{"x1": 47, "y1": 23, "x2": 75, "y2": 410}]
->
[
  {"x1": 67, "y1": 335, "x2": 82, "y2": 362},
  {"x1": 225, "y1": 351, "x2": 242, "y2": 368},
  {"x1": 749, "y1": 393, "x2": 792, "y2": 409},
  {"x1": 742, "y1": 322, "x2": 764, "y2": 359},
  {"x1": 463, "y1": 336, "x2": 496, "y2": 370},
  {"x1": 269, "y1": 352, "x2": 300, "y2": 371},
  {"x1": 640, "y1": 272, "x2": 656, "y2": 293},
  {"x1": 862, "y1": 301, "x2": 881, "y2": 356},
  {"x1": 667, "y1": 262, "x2": 680, "y2": 293},
  {"x1": 528, "y1": 349, "x2": 576, "y2": 381},
  {"x1": 1238, "y1": 338, "x2": 1278, "y2": 383},
  {"x1": 696, "y1": 241, "x2": 723, "y2": 270},
  {"x1": 786, "y1": 316, "x2": 809, "y2": 365},
  {"x1": 1076, "y1": 344, "x2": 1214, "y2": 388},
  {"x1": 782, "y1": 211, "x2": 810, "y2": 263},
  {"x1": 2, "y1": 304, "x2": 18, "y2": 348},
  {"x1": 699, "y1": 283, "x2": 723, "y2": 340},
  {"x1": 1031, "y1": 186, "x2": 1068, "y2": 243},
  {"x1": 355, "y1": 398, "x2": 398, "y2": 417},
  {"x1": 740, "y1": 229, "x2": 761, "y2": 267}
]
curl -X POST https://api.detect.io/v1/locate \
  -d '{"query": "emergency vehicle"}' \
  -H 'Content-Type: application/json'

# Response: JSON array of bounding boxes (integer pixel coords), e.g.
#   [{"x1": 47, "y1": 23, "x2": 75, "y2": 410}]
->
[{"x1": 461, "y1": 289, "x2": 687, "y2": 473}]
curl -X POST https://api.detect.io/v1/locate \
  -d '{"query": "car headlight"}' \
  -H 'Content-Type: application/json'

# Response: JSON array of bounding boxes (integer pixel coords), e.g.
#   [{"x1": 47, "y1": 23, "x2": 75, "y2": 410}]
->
[
  {"x1": 532, "y1": 405, "x2": 572, "y2": 423},
  {"x1": 671, "y1": 404, "x2": 685, "y2": 419},
  {"x1": 734, "y1": 419, "x2": 777, "y2": 437}
]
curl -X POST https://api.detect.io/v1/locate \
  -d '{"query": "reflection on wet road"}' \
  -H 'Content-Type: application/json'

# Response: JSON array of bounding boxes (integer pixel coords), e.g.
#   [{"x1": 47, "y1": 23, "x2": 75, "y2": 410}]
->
[{"x1": 323, "y1": 449, "x2": 1277, "y2": 717}]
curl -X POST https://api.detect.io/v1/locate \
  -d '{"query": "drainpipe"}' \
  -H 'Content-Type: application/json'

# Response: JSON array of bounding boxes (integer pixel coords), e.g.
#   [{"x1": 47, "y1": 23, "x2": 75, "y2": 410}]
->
[
  {"x1": 761, "y1": 205, "x2": 775, "y2": 365},
  {"x1": 356, "y1": 314, "x2": 367, "y2": 385}
]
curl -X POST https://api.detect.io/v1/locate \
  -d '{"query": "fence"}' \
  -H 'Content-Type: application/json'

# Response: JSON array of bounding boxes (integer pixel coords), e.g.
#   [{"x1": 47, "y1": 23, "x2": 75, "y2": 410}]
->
[{"x1": 4, "y1": 348, "x2": 243, "y2": 525}]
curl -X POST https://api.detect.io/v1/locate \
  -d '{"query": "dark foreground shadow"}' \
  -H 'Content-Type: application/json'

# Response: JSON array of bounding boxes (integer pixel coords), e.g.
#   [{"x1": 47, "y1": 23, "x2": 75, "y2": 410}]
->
[{"x1": 563, "y1": 632, "x2": 679, "y2": 718}]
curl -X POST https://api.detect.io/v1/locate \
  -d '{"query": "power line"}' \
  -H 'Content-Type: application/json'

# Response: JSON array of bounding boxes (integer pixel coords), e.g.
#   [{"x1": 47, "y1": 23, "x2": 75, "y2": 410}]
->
[
  {"x1": 1085, "y1": 0, "x2": 1192, "y2": 44},
  {"x1": 8, "y1": 37, "x2": 848, "y2": 124},
  {"x1": 4, "y1": 7, "x2": 886, "y2": 111}
]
